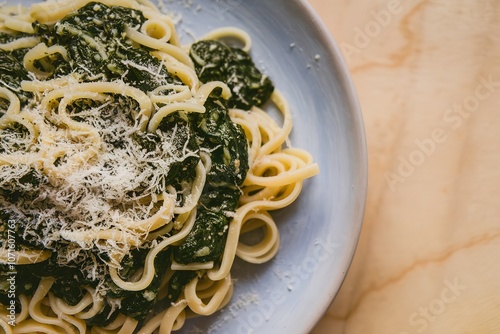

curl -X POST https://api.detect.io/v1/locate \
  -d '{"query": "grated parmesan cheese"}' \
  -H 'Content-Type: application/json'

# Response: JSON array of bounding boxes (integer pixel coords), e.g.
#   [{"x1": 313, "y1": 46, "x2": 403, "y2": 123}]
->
[{"x1": 0, "y1": 90, "x2": 200, "y2": 284}]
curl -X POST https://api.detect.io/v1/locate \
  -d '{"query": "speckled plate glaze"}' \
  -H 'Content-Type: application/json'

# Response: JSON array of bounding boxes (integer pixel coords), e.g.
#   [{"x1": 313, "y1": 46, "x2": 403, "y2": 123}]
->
[{"x1": 10, "y1": 0, "x2": 367, "y2": 333}]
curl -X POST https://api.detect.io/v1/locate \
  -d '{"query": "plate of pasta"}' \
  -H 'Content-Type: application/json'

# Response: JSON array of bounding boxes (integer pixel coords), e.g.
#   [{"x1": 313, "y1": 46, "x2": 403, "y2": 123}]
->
[{"x1": 0, "y1": 0, "x2": 366, "y2": 333}]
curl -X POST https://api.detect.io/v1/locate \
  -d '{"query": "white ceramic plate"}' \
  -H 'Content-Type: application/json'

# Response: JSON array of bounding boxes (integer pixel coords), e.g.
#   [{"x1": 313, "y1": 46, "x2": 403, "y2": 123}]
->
[{"x1": 9, "y1": 1, "x2": 367, "y2": 333}]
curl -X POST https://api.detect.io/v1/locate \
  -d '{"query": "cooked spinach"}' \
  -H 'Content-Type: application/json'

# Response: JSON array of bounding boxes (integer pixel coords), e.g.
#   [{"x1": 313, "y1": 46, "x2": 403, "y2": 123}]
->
[
  {"x1": 190, "y1": 40, "x2": 274, "y2": 109},
  {"x1": 0, "y1": 206, "x2": 63, "y2": 252},
  {"x1": 0, "y1": 167, "x2": 47, "y2": 204},
  {"x1": 51, "y1": 270, "x2": 87, "y2": 306},
  {"x1": 173, "y1": 208, "x2": 231, "y2": 263},
  {"x1": 0, "y1": 262, "x2": 41, "y2": 313},
  {"x1": 191, "y1": 94, "x2": 249, "y2": 186},
  {"x1": 34, "y1": 2, "x2": 177, "y2": 90},
  {"x1": 157, "y1": 114, "x2": 201, "y2": 186},
  {"x1": 166, "y1": 270, "x2": 198, "y2": 302},
  {"x1": 0, "y1": 209, "x2": 20, "y2": 254},
  {"x1": 0, "y1": 47, "x2": 32, "y2": 107},
  {"x1": 85, "y1": 303, "x2": 120, "y2": 327},
  {"x1": 172, "y1": 93, "x2": 248, "y2": 264},
  {"x1": 113, "y1": 249, "x2": 170, "y2": 321}
]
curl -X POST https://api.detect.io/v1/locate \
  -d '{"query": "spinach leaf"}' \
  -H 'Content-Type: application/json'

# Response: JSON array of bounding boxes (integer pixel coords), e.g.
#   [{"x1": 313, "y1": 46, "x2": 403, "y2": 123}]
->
[
  {"x1": 173, "y1": 208, "x2": 230, "y2": 263},
  {"x1": 190, "y1": 40, "x2": 274, "y2": 109},
  {"x1": 173, "y1": 94, "x2": 249, "y2": 264},
  {"x1": 0, "y1": 263, "x2": 41, "y2": 313},
  {"x1": 85, "y1": 303, "x2": 119, "y2": 327},
  {"x1": 107, "y1": 248, "x2": 170, "y2": 321},
  {"x1": 157, "y1": 114, "x2": 200, "y2": 186},
  {"x1": 190, "y1": 94, "x2": 249, "y2": 186},
  {"x1": 0, "y1": 47, "x2": 32, "y2": 107},
  {"x1": 35, "y1": 2, "x2": 176, "y2": 91},
  {"x1": 165, "y1": 270, "x2": 198, "y2": 303},
  {"x1": 0, "y1": 167, "x2": 47, "y2": 204}
]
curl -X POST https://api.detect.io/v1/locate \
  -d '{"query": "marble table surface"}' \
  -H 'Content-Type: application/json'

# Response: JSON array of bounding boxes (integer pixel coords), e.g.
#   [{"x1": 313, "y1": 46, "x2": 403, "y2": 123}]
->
[{"x1": 307, "y1": 0, "x2": 500, "y2": 333}]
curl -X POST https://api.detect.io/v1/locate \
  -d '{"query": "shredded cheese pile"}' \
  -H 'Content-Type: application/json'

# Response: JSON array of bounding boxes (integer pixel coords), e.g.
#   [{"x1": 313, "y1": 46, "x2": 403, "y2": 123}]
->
[{"x1": 1, "y1": 90, "x2": 198, "y2": 270}]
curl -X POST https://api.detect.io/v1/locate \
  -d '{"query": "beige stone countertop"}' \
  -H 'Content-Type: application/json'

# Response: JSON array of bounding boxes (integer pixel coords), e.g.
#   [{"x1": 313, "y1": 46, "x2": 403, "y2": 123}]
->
[{"x1": 307, "y1": 0, "x2": 500, "y2": 333}]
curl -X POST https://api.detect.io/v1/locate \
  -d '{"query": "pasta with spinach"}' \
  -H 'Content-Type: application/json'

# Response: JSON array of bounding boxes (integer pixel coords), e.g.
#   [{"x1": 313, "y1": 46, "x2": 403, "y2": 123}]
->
[{"x1": 0, "y1": 1, "x2": 319, "y2": 333}]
